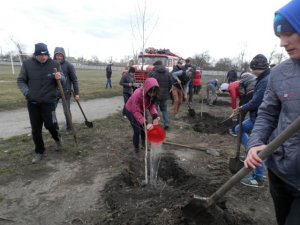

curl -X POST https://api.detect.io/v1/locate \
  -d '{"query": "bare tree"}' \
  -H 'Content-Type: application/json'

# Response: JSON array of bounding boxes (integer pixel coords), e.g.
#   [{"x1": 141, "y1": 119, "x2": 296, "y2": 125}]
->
[
  {"x1": 273, "y1": 50, "x2": 287, "y2": 64},
  {"x1": 10, "y1": 36, "x2": 27, "y2": 64},
  {"x1": 193, "y1": 51, "x2": 211, "y2": 69},
  {"x1": 130, "y1": 0, "x2": 159, "y2": 59},
  {"x1": 130, "y1": 0, "x2": 160, "y2": 185}
]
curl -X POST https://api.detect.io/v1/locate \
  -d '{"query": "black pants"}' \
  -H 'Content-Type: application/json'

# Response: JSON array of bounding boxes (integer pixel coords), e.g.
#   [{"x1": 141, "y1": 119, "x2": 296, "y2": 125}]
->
[
  {"x1": 124, "y1": 109, "x2": 145, "y2": 149},
  {"x1": 188, "y1": 84, "x2": 193, "y2": 103},
  {"x1": 27, "y1": 102, "x2": 60, "y2": 154},
  {"x1": 122, "y1": 93, "x2": 131, "y2": 116},
  {"x1": 268, "y1": 169, "x2": 300, "y2": 225}
]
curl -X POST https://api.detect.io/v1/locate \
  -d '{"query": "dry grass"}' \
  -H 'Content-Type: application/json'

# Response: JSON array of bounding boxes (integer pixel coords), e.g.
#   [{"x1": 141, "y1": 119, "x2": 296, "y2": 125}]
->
[{"x1": 0, "y1": 65, "x2": 123, "y2": 111}]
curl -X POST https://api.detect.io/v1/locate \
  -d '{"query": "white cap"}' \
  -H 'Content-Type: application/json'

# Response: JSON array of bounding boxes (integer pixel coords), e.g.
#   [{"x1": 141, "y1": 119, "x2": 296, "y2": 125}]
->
[{"x1": 220, "y1": 83, "x2": 229, "y2": 92}]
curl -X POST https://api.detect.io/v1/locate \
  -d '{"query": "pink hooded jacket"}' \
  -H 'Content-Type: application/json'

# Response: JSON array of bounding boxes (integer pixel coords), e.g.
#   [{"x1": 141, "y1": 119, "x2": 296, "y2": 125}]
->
[{"x1": 125, "y1": 78, "x2": 159, "y2": 125}]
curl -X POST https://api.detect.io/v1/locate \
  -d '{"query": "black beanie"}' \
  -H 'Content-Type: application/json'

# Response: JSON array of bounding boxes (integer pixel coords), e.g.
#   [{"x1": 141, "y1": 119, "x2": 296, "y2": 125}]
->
[
  {"x1": 250, "y1": 54, "x2": 269, "y2": 70},
  {"x1": 34, "y1": 43, "x2": 49, "y2": 56}
]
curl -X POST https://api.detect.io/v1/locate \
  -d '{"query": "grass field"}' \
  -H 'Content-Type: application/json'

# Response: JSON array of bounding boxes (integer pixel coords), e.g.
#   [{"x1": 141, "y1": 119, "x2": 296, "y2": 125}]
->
[{"x1": 0, "y1": 64, "x2": 123, "y2": 111}]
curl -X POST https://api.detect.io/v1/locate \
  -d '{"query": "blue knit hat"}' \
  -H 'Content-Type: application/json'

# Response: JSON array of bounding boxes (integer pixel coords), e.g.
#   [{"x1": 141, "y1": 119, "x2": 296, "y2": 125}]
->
[
  {"x1": 274, "y1": 0, "x2": 300, "y2": 35},
  {"x1": 34, "y1": 43, "x2": 49, "y2": 56},
  {"x1": 274, "y1": 14, "x2": 296, "y2": 34}
]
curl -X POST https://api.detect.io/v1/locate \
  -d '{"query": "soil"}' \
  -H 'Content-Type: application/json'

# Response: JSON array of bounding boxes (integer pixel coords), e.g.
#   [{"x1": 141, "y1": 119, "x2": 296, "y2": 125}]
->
[{"x1": 0, "y1": 93, "x2": 276, "y2": 225}]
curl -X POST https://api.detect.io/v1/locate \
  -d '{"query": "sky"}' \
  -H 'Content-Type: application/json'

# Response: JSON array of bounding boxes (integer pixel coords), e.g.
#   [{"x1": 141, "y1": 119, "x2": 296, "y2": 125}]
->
[{"x1": 0, "y1": 0, "x2": 290, "y2": 63}]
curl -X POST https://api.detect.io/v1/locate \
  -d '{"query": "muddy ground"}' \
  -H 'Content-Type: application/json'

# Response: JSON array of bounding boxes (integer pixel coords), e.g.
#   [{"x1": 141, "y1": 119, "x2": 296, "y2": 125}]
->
[{"x1": 0, "y1": 92, "x2": 275, "y2": 225}]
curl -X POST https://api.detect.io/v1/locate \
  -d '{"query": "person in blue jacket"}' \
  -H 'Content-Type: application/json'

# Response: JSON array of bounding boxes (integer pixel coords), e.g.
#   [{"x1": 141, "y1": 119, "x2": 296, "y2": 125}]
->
[
  {"x1": 244, "y1": 1, "x2": 300, "y2": 224},
  {"x1": 234, "y1": 54, "x2": 270, "y2": 188}
]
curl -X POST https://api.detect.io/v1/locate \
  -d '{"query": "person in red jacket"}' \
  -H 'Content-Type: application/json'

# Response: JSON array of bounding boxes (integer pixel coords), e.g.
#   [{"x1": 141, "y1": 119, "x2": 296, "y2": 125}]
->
[
  {"x1": 193, "y1": 69, "x2": 202, "y2": 95},
  {"x1": 220, "y1": 80, "x2": 240, "y2": 136}
]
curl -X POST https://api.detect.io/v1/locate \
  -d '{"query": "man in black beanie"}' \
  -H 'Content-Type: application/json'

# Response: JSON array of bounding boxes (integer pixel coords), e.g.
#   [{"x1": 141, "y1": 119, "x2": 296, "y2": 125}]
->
[
  {"x1": 17, "y1": 42, "x2": 65, "y2": 163},
  {"x1": 233, "y1": 53, "x2": 270, "y2": 188}
]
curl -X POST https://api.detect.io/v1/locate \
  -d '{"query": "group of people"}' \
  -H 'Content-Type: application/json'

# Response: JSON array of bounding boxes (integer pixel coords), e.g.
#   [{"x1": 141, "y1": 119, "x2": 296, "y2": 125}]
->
[
  {"x1": 17, "y1": 43, "x2": 80, "y2": 163},
  {"x1": 119, "y1": 58, "x2": 202, "y2": 152},
  {"x1": 16, "y1": 0, "x2": 300, "y2": 224}
]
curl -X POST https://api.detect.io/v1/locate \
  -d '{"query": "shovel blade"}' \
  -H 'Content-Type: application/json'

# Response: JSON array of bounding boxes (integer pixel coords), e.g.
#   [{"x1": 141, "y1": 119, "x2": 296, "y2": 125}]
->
[
  {"x1": 229, "y1": 157, "x2": 244, "y2": 174},
  {"x1": 188, "y1": 108, "x2": 196, "y2": 117},
  {"x1": 182, "y1": 196, "x2": 211, "y2": 218},
  {"x1": 85, "y1": 120, "x2": 94, "y2": 128}
]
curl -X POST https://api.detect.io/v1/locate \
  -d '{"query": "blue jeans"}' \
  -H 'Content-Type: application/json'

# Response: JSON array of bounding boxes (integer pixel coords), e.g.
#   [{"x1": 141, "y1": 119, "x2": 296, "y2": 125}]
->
[
  {"x1": 156, "y1": 100, "x2": 169, "y2": 127},
  {"x1": 235, "y1": 118, "x2": 264, "y2": 180},
  {"x1": 105, "y1": 78, "x2": 112, "y2": 88}
]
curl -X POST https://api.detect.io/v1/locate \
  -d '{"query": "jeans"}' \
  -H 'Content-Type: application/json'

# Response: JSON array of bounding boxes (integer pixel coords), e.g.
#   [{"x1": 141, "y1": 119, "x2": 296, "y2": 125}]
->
[
  {"x1": 27, "y1": 102, "x2": 60, "y2": 154},
  {"x1": 268, "y1": 169, "x2": 300, "y2": 225},
  {"x1": 105, "y1": 78, "x2": 112, "y2": 88},
  {"x1": 125, "y1": 109, "x2": 145, "y2": 149},
  {"x1": 235, "y1": 118, "x2": 264, "y2": 180},
  {"x1": 206, "y1": 84, "x2": 217, "y2": 105},
  {"x1": 156, "y1": 100, "x2": 169, "y2": 127}
]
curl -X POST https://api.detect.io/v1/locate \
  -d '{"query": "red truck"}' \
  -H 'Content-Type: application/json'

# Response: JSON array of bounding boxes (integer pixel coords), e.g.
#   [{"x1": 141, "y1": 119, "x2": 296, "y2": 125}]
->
[{"x1": 124, "y1": 48, "x2": 182, "y2": 83}]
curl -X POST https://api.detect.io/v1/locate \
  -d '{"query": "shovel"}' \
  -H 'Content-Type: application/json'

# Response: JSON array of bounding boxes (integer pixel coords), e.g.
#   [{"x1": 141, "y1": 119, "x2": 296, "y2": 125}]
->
[
  {"x1": 54, "y1": 68, "x2": 77, "y2": 144},
  {"x1": 163, "y1": 141, "x2": 220, "y2": 156},
  {"x1": 182, "y1": 114, "x2": 300, "y2": 221},
  {"x1": 71, "y1": 90, "x2": 93, "y2": 128},
  {"x1": 179, "y1": 83, "x2": 196, "y2": 117},
  {"x1": 218, "y1": 111, "x2": 237, "y2": 124},
  {"x1": 228, "y1": 112, "x2": 244, "y2": 174}
]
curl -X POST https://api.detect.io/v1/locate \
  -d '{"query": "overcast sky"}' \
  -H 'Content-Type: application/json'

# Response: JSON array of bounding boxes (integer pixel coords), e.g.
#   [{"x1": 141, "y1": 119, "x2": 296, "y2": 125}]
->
[{"x1": 0, "y1": 0, "x2": 289, "y2": 62}]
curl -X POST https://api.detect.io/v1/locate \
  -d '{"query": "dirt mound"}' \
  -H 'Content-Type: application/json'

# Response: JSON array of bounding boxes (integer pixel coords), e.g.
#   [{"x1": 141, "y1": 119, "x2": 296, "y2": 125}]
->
[{"x1": 101, "y1": 153, "x2": 256, "y2": 225}]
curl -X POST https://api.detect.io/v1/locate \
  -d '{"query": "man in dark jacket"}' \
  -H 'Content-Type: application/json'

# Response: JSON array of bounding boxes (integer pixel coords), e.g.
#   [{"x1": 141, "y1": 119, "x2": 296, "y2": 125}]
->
[
  {"x1": 234, "y1": 54, "x2": 270, "y2": 187},
  {"x1": 105, "y1": 63, "x2": 112, "y2": 88},
  {"x1": 17, "y1": 43, "x2": 65, "y2": 163},
  {"x1": 119, "y1": 66, "x2": 136, "y2": 118},
  {"x1": 184, "y1": 58, "x2": 197, "y2": 105},
  {"x1": 149, "y1": 60, "x2": 172, "y2": 130},
  {"x1": 171, "y1": 60, "x2": 190, "y2": 118},
  {"x1": 54, "y1": 47, "x2": 79, "y2": 133}
]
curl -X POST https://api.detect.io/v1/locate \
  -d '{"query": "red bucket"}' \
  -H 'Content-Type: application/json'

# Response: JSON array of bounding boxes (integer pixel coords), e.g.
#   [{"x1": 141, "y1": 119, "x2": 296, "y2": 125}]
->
[{"x1": 147, "y1": 125, "x2": 165, "y2": 144}]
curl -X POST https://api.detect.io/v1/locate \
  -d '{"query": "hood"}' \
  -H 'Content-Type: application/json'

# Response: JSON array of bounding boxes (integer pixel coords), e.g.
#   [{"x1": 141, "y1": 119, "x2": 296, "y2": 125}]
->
[
  {"x1": 153, "y1": 65, "x2": 167, "y2": 73},
  {"x1": 54, "y1": 47, "x2": 66, "y2": 59},
  {"x1": 144, "y1": 77, "x2": 159, "y2": 94}
]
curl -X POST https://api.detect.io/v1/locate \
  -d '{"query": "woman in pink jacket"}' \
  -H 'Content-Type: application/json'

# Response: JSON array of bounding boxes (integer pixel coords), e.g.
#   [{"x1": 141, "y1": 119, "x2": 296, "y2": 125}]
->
[{"x1": 125, "y1": 78, "x2": 160, "y2": 153}]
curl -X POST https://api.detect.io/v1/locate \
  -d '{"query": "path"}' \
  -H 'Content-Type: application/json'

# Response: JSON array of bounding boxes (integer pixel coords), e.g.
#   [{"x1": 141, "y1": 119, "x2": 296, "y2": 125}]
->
[{"x1": 0, "y1": 96, "x2": 124, "y2": 140}]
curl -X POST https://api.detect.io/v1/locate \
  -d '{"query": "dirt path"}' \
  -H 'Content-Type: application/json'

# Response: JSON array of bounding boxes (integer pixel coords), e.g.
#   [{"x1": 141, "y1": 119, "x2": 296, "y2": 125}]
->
[{"x1": 0, "y1": 96, "x2": 123, "y2": 140}]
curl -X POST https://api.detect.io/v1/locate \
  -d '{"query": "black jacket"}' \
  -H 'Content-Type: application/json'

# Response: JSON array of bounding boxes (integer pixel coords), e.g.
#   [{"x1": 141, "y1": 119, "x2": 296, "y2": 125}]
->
[
  {"x1": 17, "y1": 57, "x2": 64, "y2": 103},
  {"x1": 149, "y1": 65, "x2": 172, "y2": 101}
]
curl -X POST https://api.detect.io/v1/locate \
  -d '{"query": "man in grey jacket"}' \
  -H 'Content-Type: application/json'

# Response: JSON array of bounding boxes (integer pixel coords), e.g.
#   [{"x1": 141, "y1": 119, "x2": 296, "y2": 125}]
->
[
  {"x1": 244, "y1": 1, "x2": 300, "y2": 224},
  {"x1": 17, "y1": 43, "x2": 65, "y2": 163},
  {"x1": 54, "y1": 47, "x2": 79, "y2": 133}
]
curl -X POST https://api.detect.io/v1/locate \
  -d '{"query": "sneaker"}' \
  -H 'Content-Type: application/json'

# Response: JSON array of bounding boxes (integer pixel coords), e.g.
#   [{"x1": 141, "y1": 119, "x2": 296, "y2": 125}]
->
[
  {"x1": 240, "y1": 175, "x2": 264, "y2": 188},
  {"x1": 229, "y1": 129, "x2": 237, "y2": 137},
  {"x1": 32, "y1": 153, "x2": 43, "y2": 164}
]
